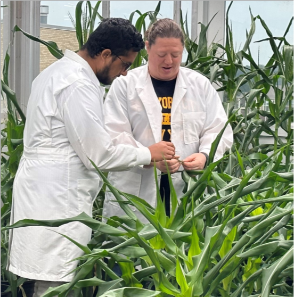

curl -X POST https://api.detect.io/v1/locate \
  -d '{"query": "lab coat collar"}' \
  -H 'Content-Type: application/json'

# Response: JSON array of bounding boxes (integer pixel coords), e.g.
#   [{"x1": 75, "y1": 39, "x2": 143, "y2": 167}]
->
[
  {"x1": 64, "y1": 49, "x2": 102, "y2": 90},
  {"x1": 134, "y1": 65, "x2": 187, "y2": 142},
  {"x1": 135, "y1": 65, "x2": 162, "y2": 142},
  {"x1": 135, "y1": 64, "x2": 150, "y2": 90},
  {"x1": 135, "y1": 64, "x2": 188, "y2": 121},
  {"x1": 172, "y1": 67, "x2": 187, "y2": 118}
]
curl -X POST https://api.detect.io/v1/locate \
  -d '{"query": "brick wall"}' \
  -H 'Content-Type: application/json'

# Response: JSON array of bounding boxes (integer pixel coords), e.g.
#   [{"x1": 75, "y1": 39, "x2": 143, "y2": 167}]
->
[
  {"x1": 0, "y1": 23, "x2": 78, "y2": 73},
  {"x1": 1, "y1": 24, "x2": 78, "y2": 118},
  {"x1": 40, "y1": 26, "x2": 78, "y2": 71}
]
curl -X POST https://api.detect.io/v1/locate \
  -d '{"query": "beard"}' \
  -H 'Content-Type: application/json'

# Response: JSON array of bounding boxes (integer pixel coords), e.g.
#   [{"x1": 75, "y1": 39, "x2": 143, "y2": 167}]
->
[{"x1": 96, "y1": 63, "x2": 114, "y2": 85}]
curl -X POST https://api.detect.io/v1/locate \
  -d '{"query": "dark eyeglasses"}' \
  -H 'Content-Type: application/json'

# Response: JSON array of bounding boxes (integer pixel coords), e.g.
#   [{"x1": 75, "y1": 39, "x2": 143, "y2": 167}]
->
[{"x1": 115, "y1": 55, "x2": 132, "y2": 71}]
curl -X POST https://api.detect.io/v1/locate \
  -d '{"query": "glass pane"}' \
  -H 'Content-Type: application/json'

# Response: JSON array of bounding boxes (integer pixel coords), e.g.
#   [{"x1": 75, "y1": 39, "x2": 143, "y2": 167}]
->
[
  {"x1": 180, "y1": 1, "x2": 192, "y2": 62},
  {"x1": 226, "y1": 1, "x2": 293, "y2": 66},
  {"x1": 110, "y1": 1, "x2": 173, "y2": 33},
  {"x1": 41, "y1": 1, "x2": 76, "y2": 28},
  {"x1": 110, "y1": 1, "x2": 190, "y2": 62},
  {"x1": 181, "y1": 1, "x2": 192, "y2": 38},
  {"x1": 40, "y1": 1, "x2": 102, "y2": 28},
  {"x1": 39, "y1": 1, "x2": 103, "y2": 72}
]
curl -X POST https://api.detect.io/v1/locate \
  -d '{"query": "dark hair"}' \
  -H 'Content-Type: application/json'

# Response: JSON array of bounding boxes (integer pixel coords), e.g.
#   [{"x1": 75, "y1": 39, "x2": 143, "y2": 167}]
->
[
  {"x1": 81, "y1": 18, "x2": 145, "y2": 57},
  {"x1": 145, "y1": 18, "x2": 184, "y2": 47}
]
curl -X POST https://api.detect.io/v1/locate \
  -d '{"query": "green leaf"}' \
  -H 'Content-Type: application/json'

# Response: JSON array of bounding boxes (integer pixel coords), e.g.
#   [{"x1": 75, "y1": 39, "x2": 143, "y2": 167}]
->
[
  {"x1": 90, "y1": 160, "x2": 140, "y2": 222},
  {"x1": 245, "y1": 88, "x2": 264, "y2": 111},
  {"x1": 247, "y1": 208, "x2": 292, "y2": 238},
  {"x1": 256, "y1": 15, "x2": 285, "y2": 77},
  {"x1": 241, "y1": 7, "x2": 256, "y2": 53},
  {"x1": 188, "y1": 223, "x2": 201, "y2": 267},
  {"x1": 261, "y1": 247, "x2": 294, "y2": 297},
  {"x1": 206, "y1": 257, "x2": 242, "y2": 296},
  {"x1": 235, "y1": 147, "x2": 245, "y2": 177},
  {"x1": 3, "y1": 212, "x2": 125, "y2": 236},
  {"x1": 98, "y1": 287, "x2": 163, "y2": 297},
  {"x1": 75, "y1": 1, "x2": 84, "y2": 48},
  {"x1": 117, "y1": 246, "x2": 146, "y2": 258},
  {"x1": 157, "y1": 223, "x2": 177, "y2": 255},
  {"x1": 1, "y1": 177, "x2": 14, "y2": 194},
  {"x1": 230, "y1": 269, "x2": 263, "y2": 297},
  {"x1": 208, "y1": 111, "x2": 236, "y2": 165},
  {"x1": 96, "y1": 279, "x2": 123, "y2": 297},
  {"x1": 196, "y1": 13, "x2": 217, "y2": 58},
  {"x1": 89, "y1": 1, "x2": 103, "y2": 34},
  {"x1": 133, "y1": 266, "x2": 157, "y2": 281},
  {"x1": 2, "y1": 47, "x2": 10, "y2": 87},
  {"x1": 241, "y1": 51, "x2": 272, "y2": 85},
  {"x1": 65, "y1": 257, "x2": 98, "y2": 295},
  {"x1": 187, "y1": 226, "x2": 220, "y2": 295},
  {"x1": 52, "y1": 230, "x2": 92, "y2": 254},
  {"x1": 1, "y1": 80, "x2": 26, "y2": 123},
  {"x1": 154, "y1": 164, "x2": 166, "y2": 227},
  {"x1": 13, "y1": 25, "x2": 63, "y2": 59},
  {"x1": 270, "y1": 171, "x2": 293, "y2": 182},
  {"x1": 155, "y1": 250, "x2": 175, "y2": 274},
  {"x1": 283, "y1": 45, "x2": 293, "y2": 82},
  {"x1": 119, "y1": 262, "x2": 142, "y2": 288},
  {"x1": 176, "y1": 257, "x2": 189, "y2": 293},
  {"x1": 238, "y1": 242, "x2": 279, "y2": 258}
]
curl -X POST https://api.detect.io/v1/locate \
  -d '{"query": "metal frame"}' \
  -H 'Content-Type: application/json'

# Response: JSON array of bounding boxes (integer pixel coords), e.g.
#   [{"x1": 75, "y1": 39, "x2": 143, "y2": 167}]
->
[
  {"x1": 191, "y1": 1, "x2": 225, "y2": 46},
  {"x1": 2, "y1": 1, "x2": 226, "y2": 115},
  {"x1": 102, "y1": 1, "x2": 110, "y2": 19},
  {"x1": 3, "y1": 1, "x2": 40, "y2": 115},
  {"x1": 173, "y1": 1, "x2": 181, "y2": 24}
]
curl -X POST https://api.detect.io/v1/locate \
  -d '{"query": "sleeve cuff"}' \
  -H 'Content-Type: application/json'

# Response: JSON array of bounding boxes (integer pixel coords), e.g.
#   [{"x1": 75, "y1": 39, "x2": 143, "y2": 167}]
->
[
  {"x1": 136, "y1": 147, "x2": 151, "y2": 165},
  {"x1": 200, "y1": 152, "x2": 209, "y2": 167}
]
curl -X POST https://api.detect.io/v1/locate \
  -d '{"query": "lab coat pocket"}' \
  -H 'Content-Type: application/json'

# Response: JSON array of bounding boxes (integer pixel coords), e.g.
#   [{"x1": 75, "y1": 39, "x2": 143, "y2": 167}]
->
[
  {"x1": 77, "y1": 178, "x2": 102, "y2": 214},
  {"x1": 182, "y1": 111, "x2": 206, "y2": 144}
]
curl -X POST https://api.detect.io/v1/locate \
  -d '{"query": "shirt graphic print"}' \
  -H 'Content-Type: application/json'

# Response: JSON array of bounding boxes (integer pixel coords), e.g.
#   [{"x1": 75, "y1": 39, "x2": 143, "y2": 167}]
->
[
  {"x1": 151, "y1": 77, "x2": 176, "y2": 142},
  {"x1": 151, "y1": 76, "x2": 177, "y2": 217}
]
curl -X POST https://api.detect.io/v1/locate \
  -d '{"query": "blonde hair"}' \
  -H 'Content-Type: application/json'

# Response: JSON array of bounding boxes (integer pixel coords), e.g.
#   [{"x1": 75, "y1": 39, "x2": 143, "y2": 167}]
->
[{"x1": 145, "y1": 18, "x2": 184, "y2": 47}]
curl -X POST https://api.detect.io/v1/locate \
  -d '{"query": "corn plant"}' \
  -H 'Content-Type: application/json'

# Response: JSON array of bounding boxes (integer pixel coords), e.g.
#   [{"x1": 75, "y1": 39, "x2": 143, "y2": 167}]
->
[
  {"x1": 3, "y1": 124, "x2": 293, "y2": 296},
  {"x1": 3, "y1": 151, "x2": 293, "y2": 296},
  {"x1": 181, "y1": 2, "x2": 293, "y2": 178},
  {"x1": 1, "y1": 1, "x2": 293, "y2": 296},
  {"x1": 68, "y1": 1, "x2": 103, "y2": 49},
  {"x1": 1, "y1": 48, "x2": 27, "y2": 296}
]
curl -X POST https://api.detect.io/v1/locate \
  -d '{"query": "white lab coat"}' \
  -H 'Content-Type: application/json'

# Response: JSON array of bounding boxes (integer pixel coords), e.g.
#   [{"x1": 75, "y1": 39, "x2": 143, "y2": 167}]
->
[
  {"x1": 7, "y1": 50, "x2": 151, "y2": 282},
  {"x1": 103, "y1": 64, "x2": 233, "y2": 221}
]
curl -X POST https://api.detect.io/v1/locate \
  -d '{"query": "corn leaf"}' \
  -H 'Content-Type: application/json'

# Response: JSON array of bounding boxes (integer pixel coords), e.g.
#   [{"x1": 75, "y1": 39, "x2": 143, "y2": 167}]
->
[{"x1": 261, "y1": 247, "x2": 294, "y2": 297}]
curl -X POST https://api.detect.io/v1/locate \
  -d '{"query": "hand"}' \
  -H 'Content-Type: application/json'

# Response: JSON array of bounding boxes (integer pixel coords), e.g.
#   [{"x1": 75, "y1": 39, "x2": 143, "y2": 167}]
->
[
  {"x1": 182, "y1": 153, "x2": 206, "y2": 171},
  {"x1": 143, "y1": 162, "x2": 154, "y2": 169},
  {"x1": 148, "y1": 141, "x2": 175, "y2": 162},
  {"x1": 156, "y1": 155, "x2": 181, "y2": 173}
]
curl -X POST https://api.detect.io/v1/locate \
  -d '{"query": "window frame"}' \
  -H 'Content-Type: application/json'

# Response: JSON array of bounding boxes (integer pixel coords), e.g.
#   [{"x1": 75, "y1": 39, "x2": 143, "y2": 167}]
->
[{"x1": 2, "y1": 1, "x2": 226, "y2": 114}]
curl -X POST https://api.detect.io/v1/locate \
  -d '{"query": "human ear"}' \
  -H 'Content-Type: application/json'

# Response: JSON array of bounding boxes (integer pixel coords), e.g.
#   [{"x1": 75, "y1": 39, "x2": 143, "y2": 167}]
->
[
  {"x1": 101, "y1": 49, "x2": 112, "y2": 60},
  {"x1": 145, "y1": 41, "x2": 151, "y2": 53}
]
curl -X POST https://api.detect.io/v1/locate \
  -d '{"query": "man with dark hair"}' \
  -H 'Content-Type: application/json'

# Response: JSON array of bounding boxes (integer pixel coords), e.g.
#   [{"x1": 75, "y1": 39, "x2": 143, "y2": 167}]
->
[
  {"x1": 82, "y1": 18, "x2": 144, "y2": 58},
  {"x1": 80, "y1": 18, "x2": 145, "y2": 85},
  {"x1": 7, "y1": 18, "x2": 175, "y2": 297}
]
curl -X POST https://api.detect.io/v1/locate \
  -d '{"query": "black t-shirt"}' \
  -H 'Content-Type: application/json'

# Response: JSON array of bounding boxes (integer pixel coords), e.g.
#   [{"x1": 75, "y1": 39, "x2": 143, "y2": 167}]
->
[
  {"x1": 151, "y1": 77, "x2": 176, "y2": 141},
  {"x1": 151, "y1": 76, "x2": 177, "y2": 216}
]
